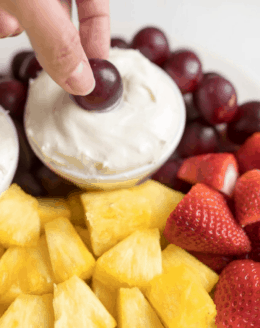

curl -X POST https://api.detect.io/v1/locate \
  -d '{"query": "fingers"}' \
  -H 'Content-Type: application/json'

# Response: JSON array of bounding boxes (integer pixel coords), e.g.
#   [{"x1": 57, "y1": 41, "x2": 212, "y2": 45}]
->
[
  {"x1": 0, "y1": 8, "x2": 24, "y2": 38},
  {"x1": 76, "y1": 0, "x2": 110, "y2": 60},
  {"x1": 10, "y1": 0, "x2": 95, "y2": 95},
  {"x1": 60, "y1": 0, "x2": 72, "y2": 18}
]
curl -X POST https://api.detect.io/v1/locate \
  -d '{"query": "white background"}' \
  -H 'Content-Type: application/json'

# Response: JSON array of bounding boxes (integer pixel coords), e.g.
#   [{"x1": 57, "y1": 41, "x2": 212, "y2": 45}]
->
[{"x1": 0, "y1": 0, "x2": 260, "y2": 91}]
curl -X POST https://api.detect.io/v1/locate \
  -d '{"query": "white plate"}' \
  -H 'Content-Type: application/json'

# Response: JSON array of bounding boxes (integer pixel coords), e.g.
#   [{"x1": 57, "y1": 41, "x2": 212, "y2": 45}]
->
[{"x1": 0, "y1": 21, "x2": 260, "y2": 104}]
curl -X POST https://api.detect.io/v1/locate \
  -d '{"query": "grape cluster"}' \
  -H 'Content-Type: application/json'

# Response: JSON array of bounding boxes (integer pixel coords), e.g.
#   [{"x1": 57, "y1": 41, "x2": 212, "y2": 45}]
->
[{"x1": 112, "y1": 27, "x2": 260, "y2": 193}]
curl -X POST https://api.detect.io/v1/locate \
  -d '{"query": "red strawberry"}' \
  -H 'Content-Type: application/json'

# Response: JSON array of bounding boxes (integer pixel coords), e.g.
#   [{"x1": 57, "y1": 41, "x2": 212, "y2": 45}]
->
[
  {"x1": 214, "y1": 259, "x2": 260, "y2": 327},
  {"x1": 244, "y1": 221, "x2": 260, "y2": 244},
  {"x1": 237, "y1": 242, "x2": 260, "y2": 262},
  {"x1": 164, "y1": 183, "x2": 251, "y2": 255},
  {"x1": 236, "y1": 132, "x2": 260, "y2": 173},
  {"x1": 177, "y1": 153, "x2": 239, "y2": 196},
  {"x1": 188, "y1": 251, "x2": 235, "y2": 274},
  {"x1": 233, "y1": 169, "x2": 260, "y2": 226}
]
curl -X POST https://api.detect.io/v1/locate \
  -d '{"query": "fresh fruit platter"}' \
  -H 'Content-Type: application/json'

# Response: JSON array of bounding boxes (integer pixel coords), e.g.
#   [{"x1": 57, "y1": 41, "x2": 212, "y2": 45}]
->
[{"x1": 0, "y1": 25, "x2": 260, "y2": 327}]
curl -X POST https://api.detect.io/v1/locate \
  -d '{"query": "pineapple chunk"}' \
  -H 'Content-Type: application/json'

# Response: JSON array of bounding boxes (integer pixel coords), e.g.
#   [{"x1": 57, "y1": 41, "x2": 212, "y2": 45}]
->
[
  {"x1": 0, "y1": 304, "x2": 9, "y2": 318},
  {"x1": 0, "y1": 293, "x2": 54, "y2": 327},
  {"x1": 37, "y1": 197, "x2": 71, "y2": 230},
  {"x1": 145, "y1": 265, "x2": 217, "y2": 328},
  {"x1": 0, "y1": 184, "x2": 40, "y2": 247},
  {"x1": 160, "y1": 233, "x2": 170, "y2": 250},
  {"x1": 83, "y1": 189, "x2": 151, "y2": 256},
  {"x1": 66, "y1": 192, "x2": 86, "y2": 226},
  {"x1": 94, "y1": 229, "x2": 162, "y2": 290},
  {"x1": 208, "y1": 319, "x2": 217, "y2": 327},
  {"x1": 162, "y1": 244, "x2": 219, "y2": 292},
  {"x1": 130, "y1": 180, "x2": 184, "y2": 231},
  {"x1": 92, "y1": 278, "x2": 117, "y2": 319},
  {"x1": 0, "y1": 236, "x2": 54, "y2": 304},
  {"x1": 0, "y1": 247, "x2": 4, "y2": 260},
  {"x1": 74, "y1": 225, "x2": 93, "y2": 254},
  {"x1": 45, "y1": 217, "x2": 95, "y2": 283},
  {"x1": 117, "y1": 287, "x2": 164, "y2": 328},
  {"x1": 53, "y1": 275, "x2": 116, "y2": 328}
]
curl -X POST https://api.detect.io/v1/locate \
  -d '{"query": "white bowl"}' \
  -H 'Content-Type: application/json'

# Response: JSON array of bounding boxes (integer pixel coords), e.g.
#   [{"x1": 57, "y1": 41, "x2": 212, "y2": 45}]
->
[
  {"x1": 0, "y1": 106, "x2": 19, "y2": 195},
  {"x1": 25, "y1": 63, "x2": 186, "y2": 191}
]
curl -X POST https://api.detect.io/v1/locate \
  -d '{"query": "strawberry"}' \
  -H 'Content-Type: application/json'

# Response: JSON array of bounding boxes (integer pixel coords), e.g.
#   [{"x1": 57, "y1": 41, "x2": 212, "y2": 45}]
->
[
  {"x1": 214, "y1": 259, "x2": 260, "y2": 327},
  {"x1": 188, "y1": 251, "x2": 235, "y2": 274},
  {"x1": 236, "y1": 132, "x2": 260, "y2": 173},
  {"x1": 233, "y1": 169, "x2": 260, "y2": 226},
  {"x1": 237, "y1": 242, "x2": 260, "y2": 262},
  {"x1": 177, "y1": 153, "x2": 239, "y2": 196},
  {"x1": 244, "y1": 221, "x2": 260, "y2": 244},
  {"x1": 163, "y1": 183, "x2": 251, "y2": 255}
]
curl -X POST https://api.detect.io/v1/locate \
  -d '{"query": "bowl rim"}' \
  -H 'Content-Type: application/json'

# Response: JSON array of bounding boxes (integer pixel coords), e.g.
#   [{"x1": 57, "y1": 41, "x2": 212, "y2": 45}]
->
[
  {"x1": 25, "y1": 57, "x2": 186, "y2": 185},
  {"x1": 0, "y1": 106, "x2": 19, "y2": 194}
]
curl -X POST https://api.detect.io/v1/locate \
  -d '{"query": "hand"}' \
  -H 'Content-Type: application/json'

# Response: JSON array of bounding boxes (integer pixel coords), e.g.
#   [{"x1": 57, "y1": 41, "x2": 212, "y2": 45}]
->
[{"x1": 0, "y1": 0, "x2": 110, "y2": 95}]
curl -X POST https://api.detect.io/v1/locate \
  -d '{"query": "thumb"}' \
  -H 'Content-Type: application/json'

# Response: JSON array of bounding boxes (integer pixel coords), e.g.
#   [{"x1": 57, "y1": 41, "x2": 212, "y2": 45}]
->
[{"x1": 14, "y1": 0, "x2": 95, "y2": 95}]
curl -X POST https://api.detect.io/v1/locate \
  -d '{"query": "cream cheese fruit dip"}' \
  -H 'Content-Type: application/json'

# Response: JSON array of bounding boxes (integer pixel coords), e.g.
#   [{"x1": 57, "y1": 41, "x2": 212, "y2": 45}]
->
[
  {"x1": 24, "y1": 48, "x2": 185, "y2": 189},
  {"x1": 0, "y1": 106, "x2": 19, "y2": 194}
]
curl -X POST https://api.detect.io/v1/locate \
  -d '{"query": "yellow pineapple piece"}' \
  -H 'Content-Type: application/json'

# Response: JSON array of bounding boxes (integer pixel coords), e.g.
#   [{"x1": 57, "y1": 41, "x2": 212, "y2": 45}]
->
[
  {"x1": 0, "y1": 293, "x2": 54, "y2": 327},
  {"x1": 0, "y1": 235, "x2": 54, "y2": 304},
  {"x1": 37, "y1": 197, "x2": 71, "y2": 230},
  {"x1": 130, "y1": 180, "x2": 184, "y2": 231},
  {"x1": 0, "y1": 184, "x2": 40, "y2": 247},
  {"x1": 162, "y1": 244, "x2": 218, "y2": 292},
  {"x1": 74, "y1": 225, "x2": 93, "y2": 254},
  {"x1": 208, "y1": 319, "x2": 217, "y2": 327},
  {"x1": 45, "y1": 217, "x2": 95, "y2": 283},
  {"x1": 92, "y1": 278, "x2": 117, "y2": 319},
  {"x1": 117, "y1": 287, "x2": 164, "y2": 328},
  {"x1": 66, "y1": 191, "x2": 86, "y2": 226},
  {"x1": 80, "y1": 190, "x2": 110, "y2": 212},
  {"x1": 94, "y1": 228, "x2": 162, "y2": 290},
  {"x1": 0, "y1": 247, "x2": 4, "y2": 260},
  {"x1": 0, "y1": 304, "x2": 8, "y2": 318},
  {"x1": 145, "y1": 265, "x2": 217, "y2": 328},
  {"x1": 83, "y1": 189, "x2": 151, "y2": 256},
  {"x1": 53, "y1": 275, "x2": 116, "y2": 328},
  {"x1": 160, "y1": 233, "x2": 170, "y2": 250}
]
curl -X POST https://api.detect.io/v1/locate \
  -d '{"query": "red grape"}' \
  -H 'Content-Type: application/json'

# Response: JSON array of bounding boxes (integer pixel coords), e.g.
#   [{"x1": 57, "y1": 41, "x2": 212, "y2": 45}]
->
[
  {"x1": 183, "y1": 93, "x2": 201, "y2": 122},
  {"x1": 111, "y1": 38, "x2": 128, "y2": 49},
  {"x1": 11, "y1": 51, "x2": 42, "y2": 82},
  {"x1": 163, "y1": 49, "x2": 203, "y2": 94},
  {"x1": 215, "y1": 123, "x2": 240, "y2": 153},
  {"x1": 193, "y1": 76, "x2": 237, "y2": 125},
  {"x1": 12, "y1": 168, "x2": 46, "y2": 197},
  {"x1": 227, "y1": 101, "x2": 260, "y2": 144},
  {"x1": 35, "y1": 165, "x2": 76, "y2": 197},
  {"x1": 0, "y1": 78, "x2": 28, "y2": 119},
  {"x1": 203, "y1": 71, "x2": 223, "y2": 80},
  {"x1": 11, "y1": 51, "x2": 32, "y2": 80},
  {"x1": 152, "y1": 159, "x2": 192, "y2": 194},
  {"x1": 131, "y1": 26, "x2": 170, "y2": 66},
  {"x1": 176, "y1": 119, "x2": 219, "y2": 158},
  {"x1": 73, "y1": 59, "x2": 123, "y2": 112},
  {"x1": 13, "y1": 120, "x2": 41, "y2": 171}
]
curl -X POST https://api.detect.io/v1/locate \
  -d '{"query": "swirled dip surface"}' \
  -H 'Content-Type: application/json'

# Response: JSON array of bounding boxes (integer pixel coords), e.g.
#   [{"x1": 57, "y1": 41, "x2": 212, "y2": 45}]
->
[{"x1": 25, "y1": 48, "x2": 181, "y2": 178}]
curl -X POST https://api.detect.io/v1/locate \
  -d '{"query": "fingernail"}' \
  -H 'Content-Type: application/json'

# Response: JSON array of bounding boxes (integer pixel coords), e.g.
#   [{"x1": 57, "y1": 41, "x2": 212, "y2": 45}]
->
[
  {"x1": 65, "y1": 61, "x2": 95, "y2": 96},
  {"x1": 0, "y1": 32, "x2": 13, "y2": 39}
]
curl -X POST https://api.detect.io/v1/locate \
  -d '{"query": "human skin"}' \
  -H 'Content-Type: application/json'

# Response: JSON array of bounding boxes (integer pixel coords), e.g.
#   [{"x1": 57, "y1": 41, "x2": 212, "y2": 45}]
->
[{"x1": 0, "y1": 0, "x2": 110, "y2": 95}]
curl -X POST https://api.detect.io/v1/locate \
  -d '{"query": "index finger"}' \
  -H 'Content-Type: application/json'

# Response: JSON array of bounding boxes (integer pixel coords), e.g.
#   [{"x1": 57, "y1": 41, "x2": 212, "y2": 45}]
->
[
  {"x1": 8, "y1": 0, "x2": 95, "y2": 95},
  {"x1": 76, "y1": 0, "x2": 110, "y2": 60}
]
